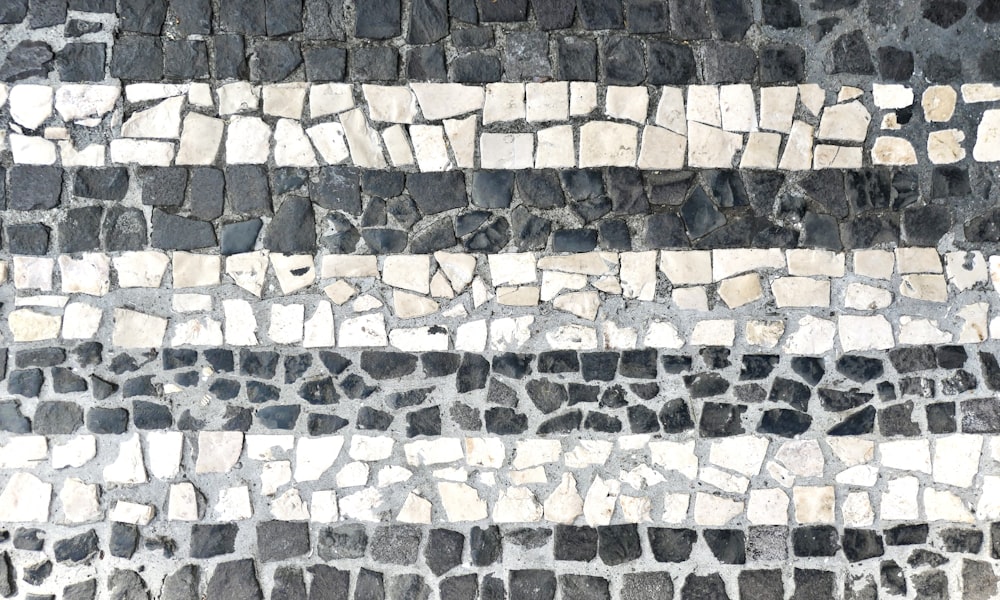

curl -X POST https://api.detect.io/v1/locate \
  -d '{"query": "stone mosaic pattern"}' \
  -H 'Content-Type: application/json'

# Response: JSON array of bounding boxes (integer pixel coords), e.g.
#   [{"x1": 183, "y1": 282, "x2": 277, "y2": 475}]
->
[{"x1": 5, "y1": 0, "x2": 1000, "y2": 598}]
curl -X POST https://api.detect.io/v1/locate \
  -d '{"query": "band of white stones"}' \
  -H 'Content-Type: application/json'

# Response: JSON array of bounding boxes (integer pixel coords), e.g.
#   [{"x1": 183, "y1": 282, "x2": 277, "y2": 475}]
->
[
  {"x1": 4, "y1": 247, "x2": 997, "y2": 351},
  {"x1": 3, "y1": 80, "x2": 1000, "y2": 169},
  {"x1": 2, "y1": 432, "x2": 999, "y2": 527}
]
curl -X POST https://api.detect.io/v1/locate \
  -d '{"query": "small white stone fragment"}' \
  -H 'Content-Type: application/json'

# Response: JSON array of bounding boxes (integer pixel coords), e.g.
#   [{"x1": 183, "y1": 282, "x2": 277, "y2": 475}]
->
[
  {"x1": 481, "y1": 132, "x2": 534, "y2": 169},
  {"x1": 844, "y1": 282, "x2": 892, "y2": 310},
  {"x1": 842, "y1": 492, "x2": 874, "y2": 527},
  {"x1": 932, "y1": 435, "x2": 982, "y2": 488},
  {"x1": 0, "y1": 436, "x2": 47, "y2": 468},
  {"x1": 838, "y1": 315, "x2": 894, "y2": 352},
  {"x1": 60, "y1": 478, "x2": 101, "y2": 523},
  {"x1": 881, "y1": 477, "x2": 919, "y2": 520},
  {"x1": 0, "y1": 472, "x2": 51, "y2": 522},
  {"x1": 274, "y1": 119, "x2": 318, "y2": 167},
  {"x1": 924, "y1": 488, "x2": 974, "y2": 523},
  {"x1": 225, "y1": 116, "x2": 271, "y2": 163},
  {"x1": 783, "y1": 315, "x2": 836, "y2": 355},
  {"x1": 168, "y1": 483, "x2": 199, "y2": 521},
  {"x1": 570, "y1": 82, "x2": 597, "y2": 115},
  {"x1": 411, "y1": 83, "x2": 484, "y2": 120},
  {"x1": 687, "y1": 121, "x2": 741, "y2": 168},
  {"x1": 777, "y1": 120, "x2": 813, "y2": 170},
  {"x1": 172, "y1": 317, "x2": 223, "y2": 346},
  {"x1": 336, "y1": 462, "x2": 369, "y2": 488},
  {"x1": 494, "y1": 487, "x2": 543, "y2": 523},
  {"x1": 489, "y1": 253, "x2": 536, "y2": 285},
  {"x1": 303, "y1": 302, "x2": 336, "y2": 349},
  {"x1": 109, "y1": 139, "x2": 175, "y2": 165},
  {"x1": 483, "y1": 83, "x2": 525, "y2": 124},
  {"x1": 112, "y1": 308, "x2": 167, "y2": 348},
  {"x1": 269, "y1": 303, "x2": 304, "y2": 344},
  {"x1": 543, "y1": 473, "x2": 584, "y2": 524},
  {"x1": 583, "y1": 476, "x2": 620, "y2": 527},
  {"x1": 245, "y1": 435, "x2": 295, "y2": 460},
  {"x1": 922, "y1": 85, "x2": 957, "y2": 121},
  {"x1": 928, "y1": 128, "x2": 966, "y2": 164},
  {"x1": 836, "y1": 465, "x2": 878, "y2": 487},
  {"x1": 341, "y1": 108, "x2": 387, "y2": 168},
  {"x1": 793, "y1": 486, "x2": 835, "y2": 524},
  {"x1": 872, "y1": 136, "x2": 918, "y2": 165},
  {"x1": 339, "y1": 488, "x2": 381, "y2": 522},
  {"x1": 176, "y1": 113, "x2": 224, "y2": 165},
  {"x1": 712, "y1": 249, "x2": 784, "y2": 280},
  {"x1": 759, "y1": 86, "x2": 797, "y2": 132},
  {"x1": 9, "y1": 309, "x2": 61, "y2": 342},
  {"x1": 262, "y1": 83, "x2": 307, "y2": 119},
  {"x1": 10, "y1": 84, "x2": 53, "y2": 129},
  {"x1": 438, "y1": 482, "x2": 488, "y2": 522},
  {"x1": 526, "y1": 81, "x2": 568, "y2": 122},
  {"x1": 718, "y1": 273, "x2": 762, "y2": 308},
  {"x1": 104, "y1": 435, "x2": 147, "y2": 485},
  {"x1": 271, "y1": 488, "x2": 310, "y2": 520},
  {"x1": 881, "y1": 440, "x2": 931, "y2": 473},
  {"x1": 339, "y1": 313, "x2": 388, "y2": 347},
  {"x1": 817, "y1": 101, "x2": 870, "y2": 142},
  {"x1": 689, "y1": 320, "x2": 735, "y2": 346},
  {"x1": 663, "y1": 494, "x2": 690, "y2": 523},
  {"x1": 959, "y1": 302, "x2": 989, "y2": 343},
  {"x1": 700, "y1": 467, "x2": 749, "y2": 494},
  {"x1": 535, "y1": 124, "x2": 576, "y2": 168},
  {"x1": 114, "y1": 251, "x2": 169, "y2": 288},
  {"x1": 306, "y1": 122, "x2": 351, "y2": 164},
  {"x1": 195, "y1": 432, "x2": 243, "y2": 474},
  {"x1": 772, "y1": 277, "x2": 830, "y2": 308},
  {"x1": 747, "y1": 489, "x2": 789, "y2": 525},
  {"x1": 739, "y1": 131, "x2": 781, "y2": 169},
  {"x1": 660, "y1": 250, "x2": 712, "y2": 284},
  {"x1": 898, "y1": 316, "x2": 951, "y2": 345},
  {"x1": 872, "y1": 84, "x2": 913, "y2": 109},
  {"x1": 52, "y1": 436, "x2": 96, "y2": 469},
  {"x1": 978, "y1": 477, "x2": 1000, "y2": 520},
  {"x1": 899, "y1": 274, "x2": 948, "y2": 302},
  {"x1": 55, "y1": 85, "x2": 119, "y2": 121},
  {"x1": 787, "y1": 249, "x2": 845, "y2": 276},
  {"x1": 686, "y1": 85, "x2": 720, "y2": 125},
  {"x1": 694, "y1": 493, "x2": 742, "y2": 526},
  {"x1": 218, "y1": 82, "x2": 259, "y2": 114},
  {"x1": 812, "y1": 144, "x2": 863, "y2": 169},
  {"x1": 606, "y1": 85, "x2": 648, "y2": 123},
  {"x1": 271, "y1": 254, "x2": 316, "y2": 294},
  {"x1": 309, "y1": 83, "x2": 353, "y2": 118},
  {"x1": 410, "y1": 125, "x2": 452, "y2": 171},
  {"x1": 310, "y1": 490, "x2": 339, "y2": 523},
  {"x1": 147, "y1": 431, "x2": 183, "y2": 479},
  {"x1": 674, "y1": 287, "x2": 709, "y2": 312},
  {"x1": 405, "y1": 439, "x2": 464, "y2": 466},
  {"x1": 397, "y1": 492, "x2": 432, "y2": 524},
  {"x1": 443, "y1": 115, "x2": 476, "y2": 168},
  {"x1": 854, "y1": 249, "x2": 895, "y2": 279},
  {"x1": 579, "y1": 121, "x2": 638, "y2": 167},
  {"x1": 455, "y1": 320, "x2": 488, "y2": 352},
  {"x1": 122, "y1": 96, "x2": 184, "y2": 139},
  {"x1": 216, "y1": 486, "x2": 253, "y2": 521},
  {"x1": 974, "y1": 109, "x2": 1000, "y2": 162},
  {"x1": 10, "y1": 134, "x2": 57, "y2": 164},
  {"x1": 173, "y1": 294, "x2": 212, "y2": 313},
  {"x1": 719, "y1": 84, "x2": 757, "y2": 131},
  {"x1": 295, "y1": 437, "x2": 344, "y2": 482},
  {"x1": 650, "y1": 440, "x2": 698, "y2": 479},
  {"x1": 222, "y1": 299, "x2": 258, "y2": 346}
]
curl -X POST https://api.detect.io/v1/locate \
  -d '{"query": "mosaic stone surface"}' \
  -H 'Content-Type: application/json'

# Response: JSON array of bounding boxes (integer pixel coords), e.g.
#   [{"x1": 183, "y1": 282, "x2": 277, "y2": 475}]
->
[{"x1": 3, "y1": 0, "x2": 1000, "y2": 599}]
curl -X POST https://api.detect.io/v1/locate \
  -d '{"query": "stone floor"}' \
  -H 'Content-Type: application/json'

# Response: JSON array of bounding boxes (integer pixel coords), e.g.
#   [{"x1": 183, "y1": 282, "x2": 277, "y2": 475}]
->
[{"x1": 2, "y1": 0, "x2": 1000, "y2": 599}]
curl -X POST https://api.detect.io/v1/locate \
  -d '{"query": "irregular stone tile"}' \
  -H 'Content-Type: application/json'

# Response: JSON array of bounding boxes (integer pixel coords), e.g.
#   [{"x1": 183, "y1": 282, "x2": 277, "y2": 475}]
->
[
  {"x1": 923, "y1": 85, "x2": 957, "y2": 121},
  {"x1": 112, "y1": 309, "x2": 167, "y2": 348},
  {"x1": 928, "y1": 129, "x2": 966, "y2": 164},
  {"x1": 579, "y1": 121, "x2": 638, "y2": 167},
  {"x1": 411, "y1": 83, "x2": 484, "y2": 120},
  {"x1": 103, "y1": 435, "x2": 147, "y2": 485},
  {"x1": 195, "y1": 431, "x2": 243, "y2": 474},
  {"x1": 817, "y1": 101, "x2": 871, "y2": 142}
]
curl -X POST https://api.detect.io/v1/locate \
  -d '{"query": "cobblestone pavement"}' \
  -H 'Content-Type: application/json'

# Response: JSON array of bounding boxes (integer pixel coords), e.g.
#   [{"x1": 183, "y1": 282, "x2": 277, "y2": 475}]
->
[{"x1": 3, "y1": 1, "x2": 1000, "y2": 599}]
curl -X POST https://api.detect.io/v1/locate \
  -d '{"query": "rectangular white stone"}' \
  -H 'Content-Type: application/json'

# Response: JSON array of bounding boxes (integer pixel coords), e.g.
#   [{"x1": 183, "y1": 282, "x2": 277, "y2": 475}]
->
[
  {"x1": 535, "y1": 125, "x2": 575, "y2": 168},
  {"x1": 719, "y1": 84, "x2": 757, "y2": 132},
  {"x1": 526, "y1": 82, "x2": 568, "y2": 122},
  {"x1": 686, "y1": 85, "x2": 720, "y2": 126},
  {"x1": 759, "y1": 86, "x2": 797, "y2": 133}
]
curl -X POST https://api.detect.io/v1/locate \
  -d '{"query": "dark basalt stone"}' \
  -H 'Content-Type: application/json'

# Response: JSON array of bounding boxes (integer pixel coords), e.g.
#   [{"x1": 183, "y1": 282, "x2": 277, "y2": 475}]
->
[
  {"x1": 487, "y1": 378, "x2": 518, "y2": 407},
  {"x1": 406, "y1": 406, "x2": 441, "y2": 437},
  {"x1": 306, "y1": 565, "x2": 349, "y2": 600},
  {"x1": 700, "y1": 402, "x2": 746, "y2": 436},
  {"x1": 0, "y1": 40, "x2": 54, "y2": 81},
  {"x1": 407, "y1": 172, "x2": 467, "y2": 215},
  {"x1": 526, "y1": 379, "x2": 568, "y2": 414},
  {"x1": 0, "y1": 0, "x2": 28, "y2": 23},
  {"x1": 209, "y1": 379, "x2": 241, "y2": 400},
  {"x1": 426, "y1": 529, "x2": 464, "y2": 576},
  {"x1": 885, "y1": 524, "x2": 929, "y2": 546},
  {"x1": 889, "y1": 346, "x2": 936, "y2": 372},
  {"x1": 937, "y1": 345, "x2": 967, "y2": 369},
  {"x1": 555, "y1": 526, "x2": 598, "y2": 561},
  {"x1": 622, "y1": 573, "x2": 673, "y2": 600},
  {"x1": 819, "y1": 388, "x2": 872, "y2": 411},
  {"x1": 111, "y1": 35, "x2": 163, "y2": 80},
  {"x1": 619, "y1": 349, "x2": 657, "y2": 379},
  {"x1": 450, "y1": 404, "x2": 481, "y2": 430},
  {"x1": 843, "y1": 529, "x2": 885, "y2": 562},
  {"x1": 14, "y1": 528, "x2": 44, "y2": 550},
  {"x1": 257, "y1": 405, "x2": 300, "y2": 430},
  {"x1": 63, "y1": 578, "x2": 98, "y2": 600},
  {"x1": 738, "y1": 570, "x2": 783, "y2": 600},
  {"x1": 504, "y1": 31, "x2": 551, "y2": 79},
  {"x1": 836, "y1": 356, "x2": 884, "y2": 383},
  {"x1": 740, "y1": 355, "x2": 779, "y2": 380},
  {"x1": 456, "y1": 353, "x2": 490, "y2": 392},
  {"x1": 659, "y1": 399, "x2": 694, "y2": 433},
  {"x1": 307, "y1": 412, "x2": 349, "y2": 434},
  {"x1": 559, "y1": 575, "x2": 610, "y2": 600},
  {"x1": 793, "y1": 526, "x2": 840, "y2": 557},
  {"x1": 109, "y1": 522, "x2": 139, "y2": 559},
  {"x1": 470, "y1": 525, "x2": 501, "y2": 565},
  {"x1": 56, "y1": 42, "x2": 105, "y2": 82},
  {"x1": 0, "y1": 401, "x2": 31, "y2": 433},
  {"x1": 484, "y1": 407, "x2": 526, "y2": 434},
  {"x1": 106, "y1": 569, "x2": 148, "y2": 600},
  {"x1": 684, "y1": 373, "x2": 730, "y2": 398},
  {"x1": 662, "y1": 355, "x2": 693, "y2": 373},
  {"x1": 831, "y1": 29, "x2": 874, "y2": 74},
  {"x1": 681, "y1": 574, "x2": 730, "y2": 600},
  {"x1": 266, "y1": 197, "x2": 315, "y2": 253},
  {"x1": 257, "y1": 521, "x2": 310, "y2": 563},
  {"x1": 584, "y1": 412, "x2": 621, "y2": 432},
  {"x1": 704, "y1": 529, "x2": 746, "y2": 564},
  {"x1": 252, "y1": 41, "x2": 302, "y2": 82},
  {"x1": 54, "y1": 530, "x2": 99, "y2": 565},
  {"x1": 768, "y1": 378, "x2": 811, "y2": 411},
  {"x1": 317, "y1": 524, "x2": 367, "y2": 561},
  {"x1": 190, "y1": 524, "x2": 237, "y2": 558},
  {"x1": 942, "y1": 370, "x2": 978, "y2": 395},
  {"x1": 10, "y1": 166, "x2": 61, "y2": 210},
  {"x1": 828, "y1": 405, "x2": 877, "y2": 435},
  {"x1": 123, "y1": 375, "x2": 158, "y2": 398},
  {"x1": 878, "y1": 401, "x2": 921, "y2": 436},
  {"x1": 792, "y1": 569, "x2": 835, "y2": 600},
  {"x1": 537, "y1": 350, "x2": 579, "y2": 373},
  {"x1": 270, "y1": 567, "x2": 306, "y2": 600},
  {"x1": 205, "y1": 560, "x2": 262, "y2": 600},
  {"x1": 926, "y1": 402, "x2": 957, "y2": 433},
  {"x1": 9, "y1": 369, "x2": 43, "y2": 398},
  {"x1": 32, "y1": 401, "x2": 82, "y2": 434},
  {"x1": 356, "y1": 407, "x2": 393, "y2": 430},
  {"x1": 924, "y1": 0, "x2": 967, "y2": 26},
  {"x1": 630, "y1": 382, "x2": 659, "y2": 400},
  {"x1": 758, "y1": 408, "x2": 812, "y2": 437},
  {"x1": 360, "y1": 351, "x2": 417, "y2": 379},
  {"x1": 537, "y1": 409, "x2": 582, "y2": 433},
  {"x1": 940, "y1": 528, "x2": 983, "y2": 554},
  {"x1": 491, "y1": 353, "x2": 532, "y2": 379},
  {"x1": 387, "y1": 388, "x2": 432, "y2": 409},
  {"x1": 627, "y1": 405, "x2": 659, "y2": 433},
  {"x1": 16, "y1": 348, "x2": 64, "y2": 368}
]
